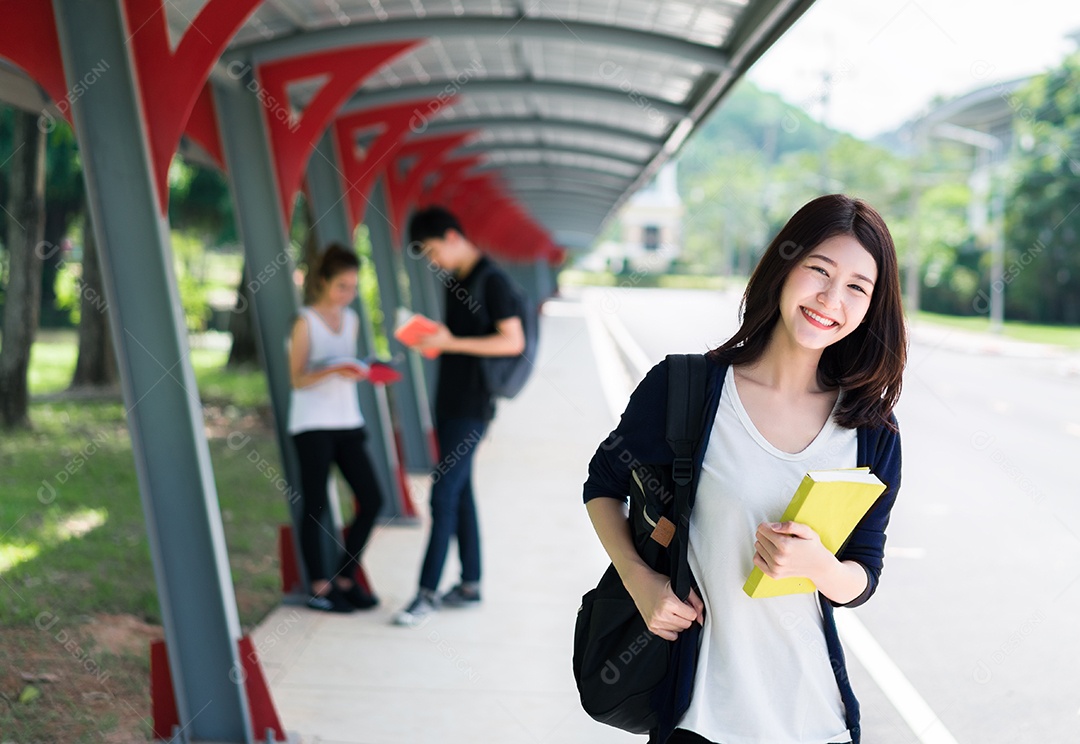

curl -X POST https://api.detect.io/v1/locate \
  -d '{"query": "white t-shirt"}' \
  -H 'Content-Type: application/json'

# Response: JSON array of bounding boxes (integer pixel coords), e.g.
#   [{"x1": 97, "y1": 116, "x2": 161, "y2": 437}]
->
[
  {"x1": 678, "y1": 364, "x2": 857, "y2": 744},
  {"x1": 287, "y1": 307, "x2": 365, "y2": 435}
]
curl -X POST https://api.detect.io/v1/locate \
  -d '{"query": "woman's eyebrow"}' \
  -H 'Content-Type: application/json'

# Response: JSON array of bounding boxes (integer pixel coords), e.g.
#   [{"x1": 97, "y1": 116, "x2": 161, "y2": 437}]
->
[{"x1": 806, "y1": 253, "x2": 876, "y2": 286}]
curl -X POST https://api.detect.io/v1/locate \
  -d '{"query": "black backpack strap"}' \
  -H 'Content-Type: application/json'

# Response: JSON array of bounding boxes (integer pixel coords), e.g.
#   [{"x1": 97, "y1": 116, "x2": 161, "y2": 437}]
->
[{"x1": 665, "y1": 353, "x2": 708, "y2": 601}]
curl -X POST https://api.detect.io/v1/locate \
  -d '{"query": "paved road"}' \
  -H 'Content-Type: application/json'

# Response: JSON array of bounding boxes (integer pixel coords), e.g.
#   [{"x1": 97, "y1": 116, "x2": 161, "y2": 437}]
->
[{"x1": 577, "y1": 285, "x2": 1080, "y2": 743}]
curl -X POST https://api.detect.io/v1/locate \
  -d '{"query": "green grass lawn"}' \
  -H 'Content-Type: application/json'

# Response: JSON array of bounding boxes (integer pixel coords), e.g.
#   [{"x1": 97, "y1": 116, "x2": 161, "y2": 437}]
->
[
  {"x1": 1, "y1": 334, "x2": 292, "y2": 741},
  {"x1": 913, "y1": 311, "x2": 1080, "y2": 349},
  {"x1": 5, "y1": 334, "x2": 283, "y2": 628}
]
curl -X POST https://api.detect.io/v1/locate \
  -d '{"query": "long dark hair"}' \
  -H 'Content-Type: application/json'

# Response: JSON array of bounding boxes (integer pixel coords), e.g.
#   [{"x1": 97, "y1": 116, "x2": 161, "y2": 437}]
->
[{"x1": 708, "y1": 194, "x2": 906, "y2": 431}]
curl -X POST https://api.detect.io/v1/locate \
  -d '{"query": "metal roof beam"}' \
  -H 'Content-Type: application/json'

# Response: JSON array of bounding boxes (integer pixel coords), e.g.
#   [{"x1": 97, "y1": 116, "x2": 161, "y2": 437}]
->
[
  {"x1": 528, "y1": 213, "x2": 608, "y2": 229},
  {"x1": 551, "y1": 230, "x2": 600, "y2": 249},
  {"x1": 522, "y1": 206, "x2": 612, "y2": 223},
  {"x1": 343, "y1": 80, "x2": 688, "y2": 122},
  {"x1": 478, "y1": 151, "x2": 641, "y2": 177},
  {"x1": 420, "y1": 117, "x2": 662, "y2": 150},
  {"x1": 474, "y1": 163, "x2": 634, "y2": 189},
  {"x1": 263, "y1": 0, "x2": 309, "y2": 29},
  {"x1": 227, "y1": 18, "x2": 730, "y2": 71},
  {"x1": 507, "y1": 181, "x2": 626, "y2": 200},
  {"x1": 520, "y1": 207, "x2": 614, "y2": 224},
  {"x1": 511, "y1": 188, "x2": 621, "y2": 206},
  {"x1": 465, "y1": 143, "x2": 648, "y2": 168}
]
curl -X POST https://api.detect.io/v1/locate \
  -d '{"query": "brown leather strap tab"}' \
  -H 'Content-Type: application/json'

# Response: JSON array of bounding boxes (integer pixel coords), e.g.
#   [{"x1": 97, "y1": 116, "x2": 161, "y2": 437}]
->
[{"x1": 650, "y1": 517, "x2": 676, "y2": 548}]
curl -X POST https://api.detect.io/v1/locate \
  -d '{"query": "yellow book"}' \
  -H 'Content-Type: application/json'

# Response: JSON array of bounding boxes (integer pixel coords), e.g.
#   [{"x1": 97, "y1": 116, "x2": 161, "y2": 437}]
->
[{"x1": 743, "y1": 467, "x2": 886, "y2": 598}]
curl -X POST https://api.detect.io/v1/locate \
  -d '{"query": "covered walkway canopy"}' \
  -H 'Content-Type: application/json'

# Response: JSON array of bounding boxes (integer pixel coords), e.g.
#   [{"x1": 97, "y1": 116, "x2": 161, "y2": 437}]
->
[{"x1": 0, "y1": 0, "x2": 814, "y2": 740}]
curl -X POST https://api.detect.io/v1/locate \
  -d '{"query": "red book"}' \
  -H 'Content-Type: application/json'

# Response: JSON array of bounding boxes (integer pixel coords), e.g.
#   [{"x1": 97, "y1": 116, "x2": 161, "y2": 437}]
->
[
  {"x1": 319, "y1": 357, "x2": 403, "y2": 385},
  {"x1": 393, "y1": 310, "x2": 440, "y2": 358},
  {"x1": 365, "y1": 361, "x2": 402, "y2": 385}
]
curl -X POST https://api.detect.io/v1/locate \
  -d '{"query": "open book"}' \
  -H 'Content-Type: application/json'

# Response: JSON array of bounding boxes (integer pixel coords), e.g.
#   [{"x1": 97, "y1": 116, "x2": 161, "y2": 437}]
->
[
  {"x1": 393, "y1": 308, "x2": 440, "y2": 358},
  {"x1": 318, "y1": 356, "x2": 403, "y2": 385},
  {"x1": 743, "y1": 467, "x2": 887, "y2": 598}
]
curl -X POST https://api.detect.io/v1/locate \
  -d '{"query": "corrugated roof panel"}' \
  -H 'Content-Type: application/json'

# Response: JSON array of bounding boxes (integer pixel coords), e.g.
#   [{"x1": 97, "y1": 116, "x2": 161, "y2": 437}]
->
[
  {"x1": 522, "y1": 39, "x2": 701, "y2": 104},
  {"x1": 473, "y1": 129, "x2": 541, "y2": 146},
  {"x1": 435, "y1": 93, "x2": 533, "y2": 120},
  {"x1": 533, "y1": 96, "x2": 671, "y2": 136},
  {"x1": 224, "y1": 3, "x2": 300, "y2": 46},
  {"x1": 544, "y1": 151, "x2": 641, "y2": 177},
  {"x1": 359, "y1": 37, "x2": 519, "y2": 91},
  {"x1": 538, "y1": 130, "x2": 655, "y2": 161}
]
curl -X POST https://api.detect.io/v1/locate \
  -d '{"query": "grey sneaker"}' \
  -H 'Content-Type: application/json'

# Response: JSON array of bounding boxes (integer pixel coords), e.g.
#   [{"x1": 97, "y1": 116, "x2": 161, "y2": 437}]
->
[
  {"x1": 440, "y1": 584, "x2": 481, "y2": 607},
  {"x1": 393, "y1": 592, "x2": 438, "y2": 627}
]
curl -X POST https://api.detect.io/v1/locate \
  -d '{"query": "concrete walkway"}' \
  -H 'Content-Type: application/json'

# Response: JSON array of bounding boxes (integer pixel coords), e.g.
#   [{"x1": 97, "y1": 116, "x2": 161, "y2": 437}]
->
[{"x1": 251, "y1": 296, "x2": 638, "y2": 744}]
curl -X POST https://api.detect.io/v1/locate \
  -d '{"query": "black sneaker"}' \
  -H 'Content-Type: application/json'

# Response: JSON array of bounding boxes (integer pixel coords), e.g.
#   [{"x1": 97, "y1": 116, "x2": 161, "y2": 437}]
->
[
  {"x1": 307, "y1": 587, "x2": 354, "y2": 613},
  {"x1": 339, "y1": 582, "x2": 379, "y2": 610},
  {"x1": 440, "y1": 584, "x2": 481, "y2": 607}
]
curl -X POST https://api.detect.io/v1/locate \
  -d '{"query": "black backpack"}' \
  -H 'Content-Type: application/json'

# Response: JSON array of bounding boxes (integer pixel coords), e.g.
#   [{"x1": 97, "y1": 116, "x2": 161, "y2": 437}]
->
[
  {"x1": 573, "y1": 354, "x2": 708, "y2": 734},
  {"x1": 471, "y1": 261, "x2": 539, "y2": 399}
]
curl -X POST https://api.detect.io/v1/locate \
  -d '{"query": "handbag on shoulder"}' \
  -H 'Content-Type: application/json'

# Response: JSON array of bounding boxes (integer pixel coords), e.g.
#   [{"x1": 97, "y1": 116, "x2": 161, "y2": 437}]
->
[{"x1": 573, "y1": 354, "x2": 708, "y2": 734}]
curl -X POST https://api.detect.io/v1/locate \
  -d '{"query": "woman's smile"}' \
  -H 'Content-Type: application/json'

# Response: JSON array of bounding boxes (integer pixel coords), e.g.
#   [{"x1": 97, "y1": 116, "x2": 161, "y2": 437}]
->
[{"x1": 801, "y1": 306, "x2": 839, "y2": 329}]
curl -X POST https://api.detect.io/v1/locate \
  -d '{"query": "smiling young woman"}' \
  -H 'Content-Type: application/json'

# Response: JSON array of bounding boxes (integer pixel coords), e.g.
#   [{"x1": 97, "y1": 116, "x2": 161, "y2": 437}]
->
[{"x1": 583, "y1": 194, "x2": 907, "y2": 744}]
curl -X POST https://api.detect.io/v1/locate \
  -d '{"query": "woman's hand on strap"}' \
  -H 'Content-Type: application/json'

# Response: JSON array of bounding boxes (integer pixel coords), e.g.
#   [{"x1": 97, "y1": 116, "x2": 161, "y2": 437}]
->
[{"x1": 623, "y1": 564, "x2": 705, "y2": 641}]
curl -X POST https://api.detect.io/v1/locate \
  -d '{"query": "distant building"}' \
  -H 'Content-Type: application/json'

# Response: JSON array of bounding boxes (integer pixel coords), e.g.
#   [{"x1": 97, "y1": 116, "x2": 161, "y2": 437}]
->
[{"x1": 584, "y1": 162, "x2": 684, "y2": 274}]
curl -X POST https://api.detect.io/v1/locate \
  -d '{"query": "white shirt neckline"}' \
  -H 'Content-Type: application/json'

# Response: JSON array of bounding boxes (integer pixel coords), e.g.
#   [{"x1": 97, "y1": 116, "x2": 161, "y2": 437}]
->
[{"x1": 725, "y1": 365, "x2": 843, "y2": 461}]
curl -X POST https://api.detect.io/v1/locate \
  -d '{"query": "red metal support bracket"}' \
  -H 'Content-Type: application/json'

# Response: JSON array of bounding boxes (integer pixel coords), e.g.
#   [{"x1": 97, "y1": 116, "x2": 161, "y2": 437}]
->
[
  {"x1": 0, "y1": 2, "x2": 71, "y2": 119},
  {"x1": 332, "y1": 97, "x2": 457, "y2": 234},
  {"x1": 122, "y1": 0, "x2": 262, "y2": 212},
  {"x1": 184, "y1": 82, "x2": 226, "y2": 167},
  {"x1": 151, "y1": 637, "x2": 286, "y2": 741},
  {"x1": 384, "y1": 132, "x2": 476, "y2": 243},
  {"x1": 446, "y1": 176, "x2": 553, "y2": 260},
  {"x1": 257, "y1": 41, "x2": 420, "y2": 228},
  {"x1": 421, "y1": 155, "x2": 483, "y2": 208}
]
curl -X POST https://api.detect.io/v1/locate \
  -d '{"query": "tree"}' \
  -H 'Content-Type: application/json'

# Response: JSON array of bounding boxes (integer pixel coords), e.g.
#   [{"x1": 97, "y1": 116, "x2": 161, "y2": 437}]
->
[
  {"x1": 1005, "y1": 52, "x2": 1080, "y2": 324},
  {"x1": 41, "y1": 118, "x2": 85, "y2": 325},
  {"x1": 0, "y1": 109, "x2": 47, "y2": 428},
  {"x1": 70, "y1": 215, "x2": 118, "y2": 388}
]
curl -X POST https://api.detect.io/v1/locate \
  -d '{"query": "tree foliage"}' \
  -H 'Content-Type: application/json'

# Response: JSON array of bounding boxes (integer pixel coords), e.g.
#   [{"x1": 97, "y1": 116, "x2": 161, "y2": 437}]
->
[{"x1": 1005, "y1": 52, "x2": 1080, "y2": 324}]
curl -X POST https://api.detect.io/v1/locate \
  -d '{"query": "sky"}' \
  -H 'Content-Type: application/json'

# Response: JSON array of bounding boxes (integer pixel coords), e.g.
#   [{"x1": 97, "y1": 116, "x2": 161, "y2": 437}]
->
[{"x1": 746, "y1": 0, "x2": 1080, "y2": 139}]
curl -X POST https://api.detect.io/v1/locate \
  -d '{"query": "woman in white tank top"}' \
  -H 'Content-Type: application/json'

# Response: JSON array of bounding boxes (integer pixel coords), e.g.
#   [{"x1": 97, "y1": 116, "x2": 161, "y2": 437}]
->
[{"x1": 288, "y1": 243, "x2": 386, "y2": 613}]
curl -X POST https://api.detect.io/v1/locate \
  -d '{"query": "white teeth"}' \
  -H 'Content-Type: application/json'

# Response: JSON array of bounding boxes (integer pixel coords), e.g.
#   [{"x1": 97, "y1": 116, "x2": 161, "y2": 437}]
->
[{"x1": 804, "y1": 308, "x2": 836, "y2": 326}]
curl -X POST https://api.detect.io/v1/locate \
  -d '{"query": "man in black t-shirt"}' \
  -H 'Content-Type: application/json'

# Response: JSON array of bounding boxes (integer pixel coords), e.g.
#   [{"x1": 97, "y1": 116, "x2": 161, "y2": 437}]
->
[{"x1": 393, "y1": 206, "x2": 525, "y2": 627}]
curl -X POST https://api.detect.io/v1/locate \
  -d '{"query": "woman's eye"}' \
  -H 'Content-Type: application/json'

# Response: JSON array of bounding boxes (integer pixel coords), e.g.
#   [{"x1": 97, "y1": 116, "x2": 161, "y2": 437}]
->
[
  {"x1": 810, "y1": 265, "x2": 828, "y2": 275},
  {"x1": 849, "y1": 284, "x2": 867, "y2": 294}
]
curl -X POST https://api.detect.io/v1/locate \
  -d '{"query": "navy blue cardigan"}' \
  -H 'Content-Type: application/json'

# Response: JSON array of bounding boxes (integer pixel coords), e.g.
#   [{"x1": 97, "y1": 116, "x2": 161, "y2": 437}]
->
[{"x1": 582, "y1": 356, "x2": 902, "y2": 744}]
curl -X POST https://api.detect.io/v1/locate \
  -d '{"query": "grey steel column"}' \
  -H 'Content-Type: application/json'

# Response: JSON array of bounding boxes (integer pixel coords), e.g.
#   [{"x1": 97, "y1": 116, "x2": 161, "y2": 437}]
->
[
  {"x1": 548, "y1": 260, "x2": 561, "y2": 298},
  {"x1": 400, "y1": 231, "x2": 439, "y2": 404},
  {"x1": 366, "y1": 179, "x2": 435, "y2": 472},
  {"x1": 534, "y1": 257, "x2": 555, "y2": 302},
  {"x1": 306, "y1": 132, "x2": 407, "y2": 520},
  {"x1": 211, "y1": 74, "x2": 322, "y2": 594},
  {"x1": 503, "y1": 259, "x2": 539, "y2": 305},
  {"x1": 51, "y1": 0, "x2": 252, "y2": 740}
]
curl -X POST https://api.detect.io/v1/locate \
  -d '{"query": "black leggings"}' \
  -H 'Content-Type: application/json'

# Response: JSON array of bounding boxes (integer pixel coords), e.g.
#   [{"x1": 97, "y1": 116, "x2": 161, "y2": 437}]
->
[{"x1": 292, "y1": 427, "x2": 384, "y2": 586}]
